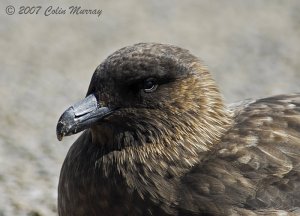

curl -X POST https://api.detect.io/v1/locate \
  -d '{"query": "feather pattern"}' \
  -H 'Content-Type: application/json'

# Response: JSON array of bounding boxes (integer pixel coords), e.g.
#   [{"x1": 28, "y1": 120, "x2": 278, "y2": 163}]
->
[{"x1": 180, "y1": 94, "x2": 300, "y2": 215}]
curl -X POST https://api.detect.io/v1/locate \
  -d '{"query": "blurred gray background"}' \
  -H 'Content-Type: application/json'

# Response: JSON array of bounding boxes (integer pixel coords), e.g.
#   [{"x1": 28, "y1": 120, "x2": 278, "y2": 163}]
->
[{"x1": 1, "y1": 0, "x2": 300, "y2": 215}]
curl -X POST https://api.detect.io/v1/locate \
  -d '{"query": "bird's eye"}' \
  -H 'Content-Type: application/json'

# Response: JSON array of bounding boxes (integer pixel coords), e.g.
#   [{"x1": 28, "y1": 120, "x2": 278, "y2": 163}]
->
[{"x1": 143, "y1": 78, "x2": 158, "y2": 93}]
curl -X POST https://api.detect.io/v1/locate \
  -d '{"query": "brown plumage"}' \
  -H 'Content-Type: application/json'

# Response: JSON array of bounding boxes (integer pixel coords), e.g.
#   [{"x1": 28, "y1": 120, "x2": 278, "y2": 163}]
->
[{"x1": 56, "y1": 43, "x2": 300, "y2": 215}]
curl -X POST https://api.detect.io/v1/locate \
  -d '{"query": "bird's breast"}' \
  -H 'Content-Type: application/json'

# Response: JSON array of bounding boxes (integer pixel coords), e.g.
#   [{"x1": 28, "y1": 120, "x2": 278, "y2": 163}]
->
[{"x1": 58, "y1": 131, "x2": 176, "y2": 216}]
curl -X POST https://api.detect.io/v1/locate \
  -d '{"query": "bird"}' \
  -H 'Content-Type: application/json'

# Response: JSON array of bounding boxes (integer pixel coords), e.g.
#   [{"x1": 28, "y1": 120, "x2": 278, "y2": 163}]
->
[{"x1": 56, "y1": 43, "x2": 300, "y2": 216}]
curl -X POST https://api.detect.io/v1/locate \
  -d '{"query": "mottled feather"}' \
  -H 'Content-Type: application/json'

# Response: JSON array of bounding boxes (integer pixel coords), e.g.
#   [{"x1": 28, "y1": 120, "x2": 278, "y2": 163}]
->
[{"x1": 180, "y1": 94, "x2": 300, "y2": 215}]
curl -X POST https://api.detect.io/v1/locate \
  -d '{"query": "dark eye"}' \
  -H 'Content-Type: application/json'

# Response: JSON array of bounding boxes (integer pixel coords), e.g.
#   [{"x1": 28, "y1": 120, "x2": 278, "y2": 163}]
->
[{"x1": 143, "y1": 78, "x2": 158, "y2": 93}]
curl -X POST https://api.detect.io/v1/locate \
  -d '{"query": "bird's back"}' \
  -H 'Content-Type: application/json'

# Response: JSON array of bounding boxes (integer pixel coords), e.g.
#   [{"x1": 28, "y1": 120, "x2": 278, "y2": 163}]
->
[{"x1": 179, "y1": 94, "x2": 300, "y2": 215}]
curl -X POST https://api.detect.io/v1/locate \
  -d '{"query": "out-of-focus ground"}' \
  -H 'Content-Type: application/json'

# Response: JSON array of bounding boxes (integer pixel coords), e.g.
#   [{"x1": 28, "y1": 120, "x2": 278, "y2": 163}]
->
[{"x1": 1, "y1": 0, "x2": 300, "y2": 215}]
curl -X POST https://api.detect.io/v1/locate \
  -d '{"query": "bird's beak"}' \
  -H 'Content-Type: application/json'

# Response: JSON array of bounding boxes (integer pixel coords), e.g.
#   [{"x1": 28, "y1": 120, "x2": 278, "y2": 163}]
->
[{"x1": 56, "y1": 94, "x2": 114, "y2": 141}]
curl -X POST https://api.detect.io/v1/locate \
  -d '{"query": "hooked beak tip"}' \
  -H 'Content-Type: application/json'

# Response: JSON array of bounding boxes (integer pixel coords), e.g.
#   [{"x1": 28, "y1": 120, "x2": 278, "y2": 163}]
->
[
  {"x1": 57, "y1": 135, "x2": 63, "y2": 141},
  {"x1": 56, "y1": 121, "x2": 66, "y2": 141},
  {"x1": 56, "y1": 121, "x2": 65, "y2": 141}
]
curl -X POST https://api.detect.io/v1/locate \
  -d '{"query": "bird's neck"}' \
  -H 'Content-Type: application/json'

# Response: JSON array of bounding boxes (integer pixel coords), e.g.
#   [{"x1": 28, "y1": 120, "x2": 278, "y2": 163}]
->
[
  {"x1": 91, "y1": 103, "x2": 233, "y2": 173},
  {"x1": 89, "y1": 105, "x2": 232, "y2": 212}
]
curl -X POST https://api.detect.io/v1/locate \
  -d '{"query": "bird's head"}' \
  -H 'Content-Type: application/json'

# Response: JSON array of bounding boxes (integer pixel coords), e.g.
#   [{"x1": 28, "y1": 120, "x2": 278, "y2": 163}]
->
[{"x1": 57, "y1": 43, "x2": 232, "y2": 157}]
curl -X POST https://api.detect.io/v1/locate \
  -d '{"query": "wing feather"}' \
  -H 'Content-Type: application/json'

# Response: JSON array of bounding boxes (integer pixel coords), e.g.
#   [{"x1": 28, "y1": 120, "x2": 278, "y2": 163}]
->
[{"x1": 179, "y1": 94, "x2": 300, "y2": 215}]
